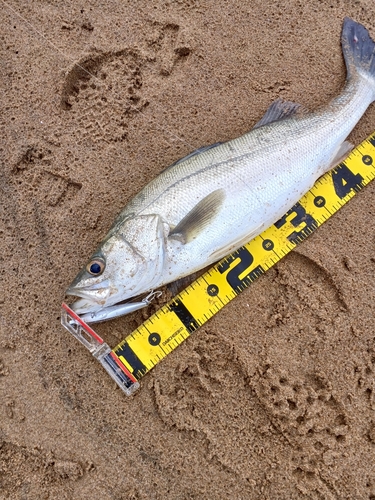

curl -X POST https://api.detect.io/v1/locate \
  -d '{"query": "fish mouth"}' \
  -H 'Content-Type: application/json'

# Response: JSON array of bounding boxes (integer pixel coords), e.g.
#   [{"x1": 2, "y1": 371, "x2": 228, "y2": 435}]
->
[
  {"x1": 66, "y1": 279, "x2": 112, "y2": 311},
  {"x1": 69, "y1": 298, "x2": 104, "y2": 315}
]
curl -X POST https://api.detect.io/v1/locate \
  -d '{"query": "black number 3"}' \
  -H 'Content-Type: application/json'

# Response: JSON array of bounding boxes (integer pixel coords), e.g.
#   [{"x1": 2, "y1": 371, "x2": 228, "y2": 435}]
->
[{"x1": 274, "y1": 202, "x2": 318, "y2": 244}]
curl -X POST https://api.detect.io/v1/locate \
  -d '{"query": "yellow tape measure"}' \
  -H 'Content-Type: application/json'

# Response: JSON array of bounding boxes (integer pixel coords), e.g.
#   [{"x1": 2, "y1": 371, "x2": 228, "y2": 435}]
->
[{"x1": 62, "y1": 133, "x2": 375, "y2": 396}]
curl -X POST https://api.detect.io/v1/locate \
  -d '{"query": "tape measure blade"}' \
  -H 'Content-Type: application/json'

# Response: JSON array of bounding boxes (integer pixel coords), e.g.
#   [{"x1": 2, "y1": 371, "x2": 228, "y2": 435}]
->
[{"x1": 111, "y1": 133, "x2": 375, "y2": 388}]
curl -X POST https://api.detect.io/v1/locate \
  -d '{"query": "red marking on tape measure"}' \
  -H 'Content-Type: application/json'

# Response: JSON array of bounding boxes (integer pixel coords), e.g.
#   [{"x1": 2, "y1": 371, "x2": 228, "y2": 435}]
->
[
  {"x1": 109, "y1": 352, "x2": 138, "y2": 383},
  {"x1": 61, "y1": 303, "x2": 137, "y2": 384},
  {"x1": 62, "y1": 302, "x2": 104, "y2": 344}
]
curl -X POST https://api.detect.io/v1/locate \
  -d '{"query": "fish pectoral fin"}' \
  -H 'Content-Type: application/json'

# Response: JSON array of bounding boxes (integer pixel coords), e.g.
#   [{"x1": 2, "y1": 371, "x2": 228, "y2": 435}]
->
[
  {"x1": 253, "y1": 98, "x2": 308, "y2": 129},
  {"x1": 169, "y1": 189, "x2": 225, "y2": 244},
  {"x1": 209, "y1": 223, "x2": 263, "y2": 261}
]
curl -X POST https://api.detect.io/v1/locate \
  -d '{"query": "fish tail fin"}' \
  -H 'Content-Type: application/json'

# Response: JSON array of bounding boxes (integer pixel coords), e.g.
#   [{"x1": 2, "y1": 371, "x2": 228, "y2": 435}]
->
[{"x1": 342, "y1": 18, "x2": 375, "y2": 99}]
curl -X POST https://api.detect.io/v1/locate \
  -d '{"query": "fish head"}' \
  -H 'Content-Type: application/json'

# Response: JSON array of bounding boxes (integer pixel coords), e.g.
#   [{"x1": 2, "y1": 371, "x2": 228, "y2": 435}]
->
[{"x1": 66, "y1": 214, "x2": 168, "y2": 315}]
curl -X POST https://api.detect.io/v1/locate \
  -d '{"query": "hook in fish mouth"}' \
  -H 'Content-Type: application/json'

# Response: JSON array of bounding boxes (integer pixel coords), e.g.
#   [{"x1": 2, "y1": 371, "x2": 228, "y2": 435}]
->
[{"x1": 73, "y1": 290, "x2": 164, "y2": 324}]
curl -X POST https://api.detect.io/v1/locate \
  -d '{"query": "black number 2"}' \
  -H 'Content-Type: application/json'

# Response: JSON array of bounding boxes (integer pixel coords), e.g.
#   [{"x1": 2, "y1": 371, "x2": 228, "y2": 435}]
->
[
  {"x1": 218, "y1": 247, "x2": 254, "y2": 291},
  {"x1": 217, "y1": 247, "x2": 264, "y2": 292}
]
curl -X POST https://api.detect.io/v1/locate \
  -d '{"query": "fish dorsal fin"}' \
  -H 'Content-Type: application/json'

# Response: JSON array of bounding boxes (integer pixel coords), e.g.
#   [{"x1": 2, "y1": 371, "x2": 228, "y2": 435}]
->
[
  {"x1": 165, "y1": 142, "x2": 223, "y2": 171},
  {"x1": 253, "y1": 98, "x2": 307, "y2": 129},
  {"x1": 169, "y1": 189, "x2": 225, "y2": 244}
]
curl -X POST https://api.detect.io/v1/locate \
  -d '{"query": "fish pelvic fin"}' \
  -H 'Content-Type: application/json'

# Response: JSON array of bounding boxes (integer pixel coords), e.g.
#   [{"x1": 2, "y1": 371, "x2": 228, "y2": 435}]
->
[
  {"x1": 342, "y1": 18, "x2": 375, "y2": 98},
  {"x1": 253, "y1": 98, "x2": 308, "y2": 129},
  {"x1": 169, "y1": 189, "x2": 225, "y2": 244},
  {"x1": 209, "y1": 223, "x2": 263, "y2": 261},
  {"x1": 167, "y1": 272, "x2": 202, "y2": 296}
]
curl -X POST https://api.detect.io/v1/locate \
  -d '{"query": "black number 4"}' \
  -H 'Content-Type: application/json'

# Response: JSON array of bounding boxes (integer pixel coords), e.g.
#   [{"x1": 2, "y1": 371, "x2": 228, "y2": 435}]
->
[{"x1": 332, "y1": 164, "x2": 364, "y2": 199}]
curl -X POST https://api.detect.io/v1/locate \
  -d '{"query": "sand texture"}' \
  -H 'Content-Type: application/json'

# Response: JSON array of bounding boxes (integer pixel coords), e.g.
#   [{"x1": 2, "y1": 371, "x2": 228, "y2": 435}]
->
[{"x1": 2, "y1": 1, "x2": 375, "y2": 498}]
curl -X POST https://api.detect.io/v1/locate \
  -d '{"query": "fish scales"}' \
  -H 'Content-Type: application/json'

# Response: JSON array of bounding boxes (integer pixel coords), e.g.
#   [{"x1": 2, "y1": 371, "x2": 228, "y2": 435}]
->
[
  {"x1": 118, "y1": 79, "x2": 370, "y2": 225},
  {"x1": 117, "y1": 81, "x2": 371, "y2": 255},
  {"x1": 66, "y1": 18, "x2": 375, "y2": 322}
]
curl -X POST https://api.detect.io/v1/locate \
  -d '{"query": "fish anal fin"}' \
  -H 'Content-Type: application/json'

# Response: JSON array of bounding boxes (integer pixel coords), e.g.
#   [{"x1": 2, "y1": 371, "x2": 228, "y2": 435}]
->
[
  {"x1": 253, "y1": 98, "x2": 308, "y2": 129},
  {"x1": 320, "y1": 140, "x2": 354, "y2": 175},
  {"x1": 331, "y1": 140, "x2": 354, "y2": 166},
  {"x1": 169, "y1": 189, "x2": 225, "y2": 244}
]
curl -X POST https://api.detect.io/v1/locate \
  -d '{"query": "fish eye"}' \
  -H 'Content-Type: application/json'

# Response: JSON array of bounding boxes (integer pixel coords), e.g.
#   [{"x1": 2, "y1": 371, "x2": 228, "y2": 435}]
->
[{"x1": 86, "y1": 258, "x2": 105, "y2": 276}]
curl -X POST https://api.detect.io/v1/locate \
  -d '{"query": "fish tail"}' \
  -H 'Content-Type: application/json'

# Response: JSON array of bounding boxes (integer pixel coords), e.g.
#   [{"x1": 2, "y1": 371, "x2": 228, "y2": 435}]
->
[{"x1": 342, "y1": 18, "x2": 375, "y2": 99}]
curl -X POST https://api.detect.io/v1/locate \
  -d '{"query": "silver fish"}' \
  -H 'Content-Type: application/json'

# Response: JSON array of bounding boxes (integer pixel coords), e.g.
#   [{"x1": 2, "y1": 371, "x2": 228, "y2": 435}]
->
[{"x1": 67, "y1": 18, "x2": 375, "y2": 321}]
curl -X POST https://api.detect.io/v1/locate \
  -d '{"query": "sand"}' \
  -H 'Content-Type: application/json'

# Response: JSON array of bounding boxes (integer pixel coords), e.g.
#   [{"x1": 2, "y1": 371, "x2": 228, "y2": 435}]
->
[{"x1": 2, "y1": 1, "x2": 375, "y2": 498}]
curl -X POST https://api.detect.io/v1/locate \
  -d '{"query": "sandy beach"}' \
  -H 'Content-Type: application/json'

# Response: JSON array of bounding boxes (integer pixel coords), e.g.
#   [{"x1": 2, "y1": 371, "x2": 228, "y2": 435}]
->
[{"x1": 2, "y1": 1, "x2": 375, "y2": 498}]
